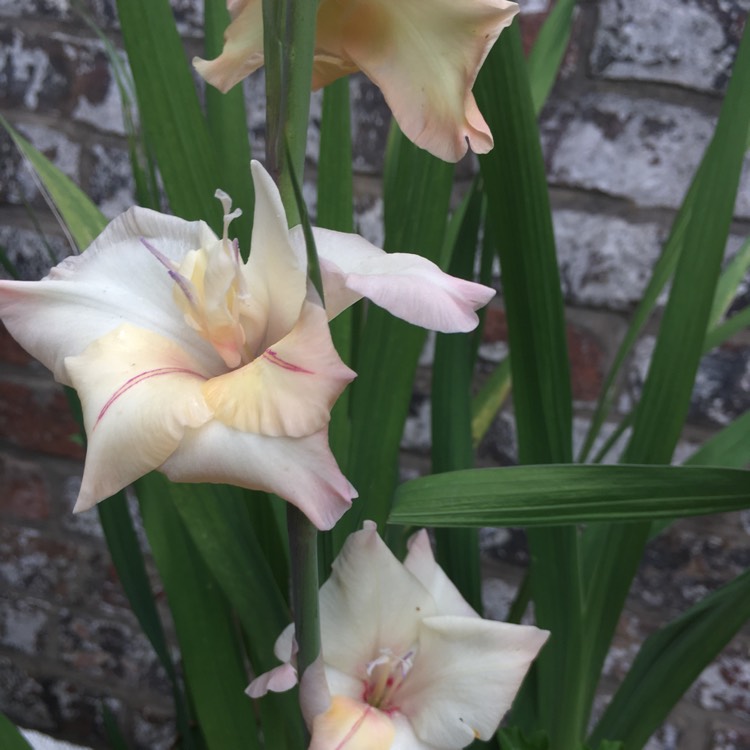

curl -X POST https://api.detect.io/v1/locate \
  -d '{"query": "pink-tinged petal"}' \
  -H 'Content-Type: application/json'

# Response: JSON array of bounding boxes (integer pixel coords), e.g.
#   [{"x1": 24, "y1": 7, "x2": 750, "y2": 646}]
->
[
  {"x1": 404, "y1": 531, "x2": 478, "y2": 619},
  {"x1": 64, "y1": 324, "x2": 213, "y2": 512},
  {"x1": 320, "y1": 522, "x2": 436, "y2": 676},
  {"x1": 241, "y1": 162, "x2": 308, "y2": 354},
  {"x1": 0, "y1": 208, "x2": 223, "y2": 384},
  {"x1": 246, "y1": 662, "x2": 298, "y2": 698},
  {"x1": 204, "y1": 299, "x2": 355, "y2": 438},
  {"x1": 399, "y1": 616, "x2": 549, "y2": 747},
  {"x1": 315, "y1": 0, "x2": 519, "y2": 161},
  {"x1": 313, "y1": 228, "x2": 495, "y2": 332},
  {"x1": 193, "y1": 0, "x2": 264, "y2": 93},
  {"x1": 160, "y1": 424, "x2": 355, "y2": 530},
  {"x1": 310, "y1": 695, "x2": 395, "y2": 750}
]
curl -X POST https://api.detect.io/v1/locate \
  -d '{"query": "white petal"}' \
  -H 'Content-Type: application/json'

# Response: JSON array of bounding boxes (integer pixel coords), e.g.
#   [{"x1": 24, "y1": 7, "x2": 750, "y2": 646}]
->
[
  {"x1": 399, "y1": 616, "x2": 549, "y2": 747},
  {"x1": 404, "y1": 531, "x2": 478, "y2": 619},
  {"x1": 0, "y1": 208, "x2": 223, "y2": 383},
  {"x1": 203, "y1": 300, "x2": 355, "y2": 438},
  {"x1": 242, "y1": 162, "x2": 308, "y2": 353},
  {"x1": 390, "y1": 714, "x2": 441, "y2": 750},
  {"x1": 64, "y1": 324, "x2": 213, "y2": 511},
  {"x1": 319, "y1": 523, "x2": 436, "y2": 677},
  {"x1": 313, "y1": 228, "x2": 495, "y2": 332},
  {"x1": 160, "y1": 423, "x2": 355, "y2": 530}
]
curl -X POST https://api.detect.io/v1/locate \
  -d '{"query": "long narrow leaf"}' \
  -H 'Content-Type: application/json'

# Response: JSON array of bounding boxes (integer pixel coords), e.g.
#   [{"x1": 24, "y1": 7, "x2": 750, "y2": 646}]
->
[
  {"x1": 137, "y1": 475, "x2": 261, "y2": 750},
  {"x1": 0, "y1": 715, "x2": 33, "y2": 750},
  {"x1": 116, "y1": 0, "x2": 222, "y2": 227},
  {"x1": 390, "y1": 464, "x2": 750, "y2": 526},
  {"x1": 475, "y1": 22, "x2": 581, "y2": 746},
  {"x1": 708, "y1": 235, "x2": 750, "y2": 329},
  {"x1": 589, "y1": 569, "x2": 750, "y2": 749},
  {"x1": 580, "y1": 24, "x2": 750, "y2": 724}
]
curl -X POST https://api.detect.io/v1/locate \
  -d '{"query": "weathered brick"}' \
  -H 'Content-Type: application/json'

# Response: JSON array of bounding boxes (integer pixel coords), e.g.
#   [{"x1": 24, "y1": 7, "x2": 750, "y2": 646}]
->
[
  {"x1": 58, "y1": 610, "x2": 168, "y2": 691},
  {"x1": 0, "y1": 322, "x2": 33, "y2": 365},
  {"x1": 0, "y1": 377, "x2": 83, "y2": 459},
  {"x1": 0, "y1": 655, "x2": 55, "y2": 731},
  {"x1": 553, "y1": 210, "x2": 665, "y2": 311},
  {"x1": 710, "y1": 724, "x2": 750, "y2": 750},
  {"x1": 591, "y1": 0, "x2": 750, "y2": 94},
  {"x1": 0, "y1": 225, "x2": 71, "y2": 281},
  {"x1": 542, "y1": 92, "x2": 750, "y2": 218},
  {"x1": 695, "y1": 647, "x2": 750, "y2": 719},
  {"x1": 84, "y1": 143, "x2": 134, "y2": 217},
  {"x1": 0, "y1": 452, "x2": 51, "y2": 521},
  {"x1": 0, "y1": 596, "x2": 51, "y2": 655}
]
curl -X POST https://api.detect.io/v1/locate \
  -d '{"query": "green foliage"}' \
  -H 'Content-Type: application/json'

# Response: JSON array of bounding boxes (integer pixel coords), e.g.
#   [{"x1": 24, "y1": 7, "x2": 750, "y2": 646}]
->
[{"x1": 0, "y1": 715, "x2": 33, "y2": 750}]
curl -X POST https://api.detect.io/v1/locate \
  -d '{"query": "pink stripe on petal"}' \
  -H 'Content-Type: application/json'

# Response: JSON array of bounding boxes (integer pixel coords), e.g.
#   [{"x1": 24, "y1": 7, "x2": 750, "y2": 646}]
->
[
  {"x1": 262, "y1": 348, "x2": 314, "y2": 374},
  {"x1": 334, "y1": 704, "x2": 374, "y2": 750},
  {"x1": 95, "y1": 367, "x2": 206, "y2": 427}
]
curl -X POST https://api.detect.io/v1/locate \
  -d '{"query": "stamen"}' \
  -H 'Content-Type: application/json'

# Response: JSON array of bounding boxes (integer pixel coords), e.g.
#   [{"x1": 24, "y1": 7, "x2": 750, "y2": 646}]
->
[
  {"x1": 140, "y1": 238, "x2": 197, "y2": 307},
  {"x1": 214, "y1": 189, "x2": 242, "y2": 243}
]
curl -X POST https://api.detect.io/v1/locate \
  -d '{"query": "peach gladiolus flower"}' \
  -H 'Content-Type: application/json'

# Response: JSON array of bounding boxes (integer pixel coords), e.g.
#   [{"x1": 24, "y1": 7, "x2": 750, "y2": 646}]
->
[
  {"x1": 0, "y1": 163, "x2": 494, "y2": 530},
  {"x1": 248, "y1": 522, "x2": 548, "y2": 748},
  {"x1": 194, "y1": 0, "x2": 520, "y2": 162}
]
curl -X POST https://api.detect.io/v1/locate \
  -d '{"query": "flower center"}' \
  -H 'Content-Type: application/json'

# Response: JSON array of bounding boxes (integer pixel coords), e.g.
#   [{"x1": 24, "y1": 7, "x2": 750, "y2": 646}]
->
[{"x1": 363, "y1": 648, "x2": 415, "y2": 710}]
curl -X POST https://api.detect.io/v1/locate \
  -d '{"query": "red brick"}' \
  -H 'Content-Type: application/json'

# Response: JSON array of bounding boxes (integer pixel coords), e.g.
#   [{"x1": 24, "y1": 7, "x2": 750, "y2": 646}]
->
[
  {"x1": 0, "y1": 324, "x2": 32, "y2": 366},
  {"x1": 482, "y1": 307, "x2": 604, "y2": 401},
  {"x1": 0, "y1": 379, "x2": 84, "y2": 460},
  {"x1": 0, "y1": 453, "x2": 50, "y2": 521}
]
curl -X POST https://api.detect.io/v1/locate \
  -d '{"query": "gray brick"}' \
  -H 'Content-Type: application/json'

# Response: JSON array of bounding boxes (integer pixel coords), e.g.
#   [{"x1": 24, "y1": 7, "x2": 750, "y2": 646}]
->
[{"x1": 591, "y1": 0, "x2": 750, "y2": 94}]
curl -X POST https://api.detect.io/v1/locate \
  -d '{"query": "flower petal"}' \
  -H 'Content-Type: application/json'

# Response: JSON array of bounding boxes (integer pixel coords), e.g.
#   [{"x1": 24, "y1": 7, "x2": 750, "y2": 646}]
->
[
  {"x1": 241, "y1": 162, "x2": 308, "y2": 354},
  {"x1": 404, "y1": 531, "x2": 478, "y2": 619},
  {"x1": 319, "y1": 522, "x2": 436, "y2": 676},
  {"x1": 204, "y1": 299, "x2": 355, "y2": 438},
  {"x1": 0, "y1": 208, "x2": 223, "y2": 384},
  {"x1": 64, "y1": 324, "x2": 213, "y2": 512},
  {"x1": 193, "y1": 0, "x2": 265, "y2": 93},
  {"x1": 310, "y1": 696, "x2": 395, "y2": 750},
  {"x1": 312, "y1": 227, "x2": 495, "y2": 332},
  {"x1": 389, "y1": 714, "x2": 441, "y2": 750},
  {"x1": 399, "y1": 616, "x2": 549, "y2": 747},
  {"x1": 245, "y1": 662, "x2": 298, "y2": 698},
  {"x1": 316, "y1": 0, "x2": 519, "y2": 161},
  {"x1": 160, "y1": 424, "x2": 355, "y2": 530}
]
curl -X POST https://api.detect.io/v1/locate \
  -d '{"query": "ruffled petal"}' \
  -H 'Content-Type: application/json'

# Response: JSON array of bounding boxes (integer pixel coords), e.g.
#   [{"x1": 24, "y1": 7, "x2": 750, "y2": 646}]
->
[
  {"x1": 390, "y1": 714, "x2": 441, "y2": 750},
  {"x1": 245, "y1": 662, "x2": 298, "y2": 698},
  {"x1": 310, "y1": 695, "x2": 395, "y2": 750},
  {"x1": 64, "y1": 324, "x2": 213, "y2": 512},
  {"x1": 404, "y1": 531, "x2": 478, "y2": 619},
  {"x1": 0, "y1": 209, "x2": 223, "y2": 384},
  {"x1": 203, "y1": 299, "x2": 355, "y2": 438},
  {"x1": 160, "y1": 423, "x2": 355, "y2": 530},
  {"x1": 241, "y1": 162, "x2": 308, "y2": 354},
  {"x1": 193, "y1": 0, "x2": 265, "y2": 93},
  {"x1": 312, "y1": 227, "x2": 495, "y2": 332},
  {"x1": 316, "y1": 0, "x2": 519, "y2": 161},
  {"x1": 399, "y1": 616, "x2": 549, "y2": 747},
  {"x1": 319, "y1": 522, "x2": 436, "y2": 676}
]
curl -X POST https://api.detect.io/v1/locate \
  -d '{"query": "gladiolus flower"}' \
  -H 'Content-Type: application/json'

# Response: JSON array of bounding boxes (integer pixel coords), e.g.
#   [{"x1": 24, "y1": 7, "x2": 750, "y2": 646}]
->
[
  {"x1": 194, "y1": 0, "x2": 520, "y2": 162},
  {"x1": 0, "y1": 163, "x2": 494, "y2": 530},
  {"x1": 248, "y1": 522, "x2": 548, "y2": 748}
]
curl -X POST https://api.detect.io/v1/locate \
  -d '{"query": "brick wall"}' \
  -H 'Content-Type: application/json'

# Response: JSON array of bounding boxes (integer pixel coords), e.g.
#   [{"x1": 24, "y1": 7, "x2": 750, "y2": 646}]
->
[{"x1": 0, "y1": 1, "x2": 749, "y2": 748}]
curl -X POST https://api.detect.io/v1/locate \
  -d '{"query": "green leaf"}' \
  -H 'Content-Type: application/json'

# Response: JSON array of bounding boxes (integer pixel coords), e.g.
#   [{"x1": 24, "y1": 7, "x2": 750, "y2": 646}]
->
[
  {"x1": 0, "y1": 714, "x2": 33, "y2": 749},
  {"x1": 499, "y1": 727, "x2": 550, "y2": 750},
  {"x1": 137, "y1": 475, "x2": 261, "y2": 750},
  {"x1": 471, "y1": 356, "x2": 512, "y2": 448},
  {"x1": 580, "y1": 23, "x2": 750, "y2": 725},
  {"x1": 708, "y1": 234, "x2": 750, "y2": 330},
  {"x1": 703, "y1": 304, "x2": 750, "y2": 351},
  {"x1": 527, "y1": 0, "x2": 578, "y2": 115},
  {"x1": 475, "y1": 22, "x2": 580, "y2": 746},
  {"x1": 0, "y1": 115, "x2": 106, "y2": 248},
  {"x1": 589, "y1": 569, "x2": 750, "y2": 750},
  {"x1": 390, "y1": 464, "x2": 750, "y2": 526},
  {"x1": 337, "y1": 124, "x2": 453, "y2": 543},
  {"x1": 432, "y1": 182, "x2": 484, "y2": 611},
  {"x1": 686, "y1": 409, "x2": 750, "y2": 469},
  {"x1": 203, "y1": 0, "x2": 254, "y2": 250},
  {"x1": 115, "y1": 0, "x2": 222, "y2": 227}
]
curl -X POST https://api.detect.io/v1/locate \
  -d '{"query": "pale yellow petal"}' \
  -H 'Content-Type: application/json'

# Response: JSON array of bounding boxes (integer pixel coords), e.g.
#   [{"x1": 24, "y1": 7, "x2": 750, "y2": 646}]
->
[
  {"x1": 316, "y1": 0, "x2": 519, "y2": 161},
  {"x1": 204, "y1": 300, "x2": 355, "y2": 438},
  {"x1": 64, "y1": 324, "x2": 212, "y2": 511},
  {"x1": 310, "y1": 696, "x2": 395, "y2": 750},
  {"x1": 193, "y1": 0, "x2": 264, "y2": 93}
]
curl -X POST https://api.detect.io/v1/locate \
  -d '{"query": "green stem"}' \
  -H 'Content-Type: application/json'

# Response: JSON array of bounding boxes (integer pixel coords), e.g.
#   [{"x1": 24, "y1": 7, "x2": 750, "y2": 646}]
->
[{"x1": 287, "y1": 506, "x2": 321, "y2": 681}]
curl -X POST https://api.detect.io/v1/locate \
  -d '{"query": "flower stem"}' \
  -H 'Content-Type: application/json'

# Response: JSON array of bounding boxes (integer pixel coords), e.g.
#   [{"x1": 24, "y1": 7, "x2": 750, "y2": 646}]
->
[{"x1": 287, "y1": 505, "x2": 321, "y2": 680}]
